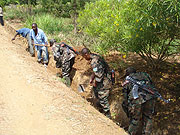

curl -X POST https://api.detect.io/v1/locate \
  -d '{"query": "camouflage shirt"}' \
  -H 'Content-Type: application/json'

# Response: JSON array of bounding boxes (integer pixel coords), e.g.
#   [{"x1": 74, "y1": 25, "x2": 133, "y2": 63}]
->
[
  {"x1": 90, "y1": 54, "x2": 111, "y2": 88},
  {"x1": 122, "y1": 72, "x2": 156, "y2": 104},
  {"x1": 52, "y1": 43, "x2": 75, "y2": 64}
]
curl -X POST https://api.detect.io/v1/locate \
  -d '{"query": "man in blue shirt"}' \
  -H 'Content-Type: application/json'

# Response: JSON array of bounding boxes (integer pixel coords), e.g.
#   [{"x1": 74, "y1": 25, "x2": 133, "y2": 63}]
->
[
  {"x1": 30, "y1": 23, "x2": 49, "y2": 66},
  {"x1": 12, "y1": 28, "x2": 35, "y2": 57}
]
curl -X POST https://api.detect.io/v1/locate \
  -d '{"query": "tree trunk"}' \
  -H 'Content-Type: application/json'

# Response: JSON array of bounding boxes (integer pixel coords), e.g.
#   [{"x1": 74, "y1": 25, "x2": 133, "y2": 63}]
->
[
  {"x1": 73, "y1": 0, "x2": 77, "y2": 34},
  {"x1": 28, "y1": 0, "x2": 32, "y2": 15}
]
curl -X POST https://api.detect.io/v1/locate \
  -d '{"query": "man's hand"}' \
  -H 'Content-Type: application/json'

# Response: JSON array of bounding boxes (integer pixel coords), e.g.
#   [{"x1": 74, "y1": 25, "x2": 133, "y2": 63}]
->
[
  {"x1": 90, "y1": 73, "x2": 95, "y2": 84},
  {"x1": 90, "y1": 73, "x2": 97, "y2": 87},
  {"x1": 90, "y1": 80, "x2": 97, "y2": 87}
]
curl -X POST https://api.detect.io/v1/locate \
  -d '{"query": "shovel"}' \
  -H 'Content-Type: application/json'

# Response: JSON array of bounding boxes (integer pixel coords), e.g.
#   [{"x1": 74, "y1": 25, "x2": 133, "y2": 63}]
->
[
  {"x1": 78, "y1": 84, "x2": 85, "y2": 93},
  {"x1": 78, "y1": 83, "x2": 89, "y2": 93}
]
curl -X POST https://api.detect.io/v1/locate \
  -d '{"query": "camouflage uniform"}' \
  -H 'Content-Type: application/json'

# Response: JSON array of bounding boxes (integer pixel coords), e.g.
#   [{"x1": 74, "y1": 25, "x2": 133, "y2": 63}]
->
[
  {"x1": 90, "y1": 54, "x2": 112, "y2": 118},
  {"x1": 52, "y1": 43, "x2": 75, "y2": 87},
  {"x1": 122, "y1": 72, "x2": 156, "y2": 135}
]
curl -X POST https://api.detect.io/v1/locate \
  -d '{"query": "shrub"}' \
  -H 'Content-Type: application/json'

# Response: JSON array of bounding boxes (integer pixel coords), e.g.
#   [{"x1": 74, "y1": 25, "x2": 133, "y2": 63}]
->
[
  {"x1": 78, "y1": 0, "x2": 180, "y2": 67},
  {"x1": 4, "y1": 5, "x2": 29, "y2": 21}
]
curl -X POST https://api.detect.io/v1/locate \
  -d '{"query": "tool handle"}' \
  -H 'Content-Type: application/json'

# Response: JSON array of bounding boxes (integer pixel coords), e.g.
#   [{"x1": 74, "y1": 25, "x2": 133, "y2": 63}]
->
[{"x1": 34, "y1": 44, "x2": 49, "y2": 47}]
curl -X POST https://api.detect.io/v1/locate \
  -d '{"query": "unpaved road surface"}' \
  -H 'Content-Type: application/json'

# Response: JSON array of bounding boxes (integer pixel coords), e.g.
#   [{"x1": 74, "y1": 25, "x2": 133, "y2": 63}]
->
[{"x1": 0, "y1": 25, "x2": 127, "y2": 135}]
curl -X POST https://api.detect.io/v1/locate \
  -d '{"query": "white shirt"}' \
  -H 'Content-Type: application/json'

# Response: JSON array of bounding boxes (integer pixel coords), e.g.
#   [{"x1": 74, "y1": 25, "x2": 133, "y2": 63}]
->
[{"x1": 0, "y1": 7, "x2": 3, "y2": 16}]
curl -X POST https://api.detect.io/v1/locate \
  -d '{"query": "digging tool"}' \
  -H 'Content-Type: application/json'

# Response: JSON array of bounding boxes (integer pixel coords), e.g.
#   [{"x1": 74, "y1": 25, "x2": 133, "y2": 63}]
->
[
  {"x1": 33, "y1": 44, "x2": 50, "y2": 47},
  {"x1": 77, "y1": 83, "x2": 89, "y2": 93},
  {"x1": 78, "y1": 84, "x2": 85, "y2": 93}
]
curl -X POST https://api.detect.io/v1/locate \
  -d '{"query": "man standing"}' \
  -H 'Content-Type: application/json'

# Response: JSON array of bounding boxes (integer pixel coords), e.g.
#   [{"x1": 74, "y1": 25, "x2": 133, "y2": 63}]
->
[
  {"x1": 0, "y1": 6, "x2": 4, "y2": 26},
  {"x1": 12, "y1": 28, "x2": 34, "y2": 57},
  {"x1": 81, "y1": 48, "x2": 112, "y2": 118},
  {"x1": 122, "y1": 67, "x2": 156, "y2": 135},
  {"x1": 30, "y1": 23, "x2": 49, "y2": 66},
  {"x1": 50, "y1": 39, "x2": 76, "y2": 87}
]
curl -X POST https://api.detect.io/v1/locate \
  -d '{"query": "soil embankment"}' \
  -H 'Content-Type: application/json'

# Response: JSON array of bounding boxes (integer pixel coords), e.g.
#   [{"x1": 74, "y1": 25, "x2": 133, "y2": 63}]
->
[{"x1": 0, "y1": 24, "x2": 128, "y2": 135}]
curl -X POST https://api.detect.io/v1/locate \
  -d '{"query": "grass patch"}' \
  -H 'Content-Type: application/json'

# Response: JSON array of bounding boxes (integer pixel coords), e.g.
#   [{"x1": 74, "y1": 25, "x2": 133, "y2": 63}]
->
[
  {"x1": 25, "y1": 13, "x2": 64, "y2": 35},
  {"x1": 4, "y1": 5, "x2": 27, "y2": 21},
  {"x1": 4, "y1": 4, "x2": 90, "y2": 47}
]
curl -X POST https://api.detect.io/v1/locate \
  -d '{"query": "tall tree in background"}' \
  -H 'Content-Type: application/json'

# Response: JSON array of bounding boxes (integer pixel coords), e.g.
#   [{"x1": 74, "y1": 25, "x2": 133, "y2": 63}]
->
[
  {"x1": 72, "y1": 0, "x2": 78, "y2": 33},
  {"x1": 71, "y1": 0, "x2": 91, "y2": 33}
]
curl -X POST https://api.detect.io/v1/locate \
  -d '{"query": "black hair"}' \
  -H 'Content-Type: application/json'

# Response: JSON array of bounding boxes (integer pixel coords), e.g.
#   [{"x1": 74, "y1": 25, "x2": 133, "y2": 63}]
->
[
  {"x1": 49, "y1": 39, "x2": 56, "y2": 44},
  {"x1": 32, "y1": 23, "x2": 37, "y2": 27},
  {"x1": 125, "y1": 67, "x2": 136, "y2": 76},
  {"x1": 81, "y1": 48, "x2": 90, "y2": 55}
]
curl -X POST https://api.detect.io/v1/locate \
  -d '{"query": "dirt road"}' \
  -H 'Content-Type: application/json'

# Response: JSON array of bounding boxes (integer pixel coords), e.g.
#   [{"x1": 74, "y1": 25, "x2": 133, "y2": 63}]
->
[{"x1": 0, "y1": 25, "x2": 127, "y2": 135}]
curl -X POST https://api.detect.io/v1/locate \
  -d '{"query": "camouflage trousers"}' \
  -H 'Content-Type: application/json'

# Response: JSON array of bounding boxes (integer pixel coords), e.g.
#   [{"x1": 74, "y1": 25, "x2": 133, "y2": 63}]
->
[
  {"x1": 93, "y1": 82, "x2": 111, "y2": 118},
  {"x1": 128, "y1": 98, "x2": 155, "y2": 135},
  {"x1": 62, "y1": 57, "x2": 75, "y2": 87}
]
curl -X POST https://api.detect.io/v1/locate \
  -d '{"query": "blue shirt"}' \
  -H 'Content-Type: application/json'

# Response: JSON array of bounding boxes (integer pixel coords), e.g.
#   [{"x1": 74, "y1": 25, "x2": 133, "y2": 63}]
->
[
  {"x1": 16, "y1": 28, "x2": 30, "y2": 37},
  {"x1": 30, "y1": 28, "x2": 48, "y2": 45}
]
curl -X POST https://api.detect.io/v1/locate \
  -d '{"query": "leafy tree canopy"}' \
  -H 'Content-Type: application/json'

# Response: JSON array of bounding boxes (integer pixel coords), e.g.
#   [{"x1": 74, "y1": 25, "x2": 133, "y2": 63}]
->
[{"x1": 78, "y1": 0, "x2": 180, "y2": 66}]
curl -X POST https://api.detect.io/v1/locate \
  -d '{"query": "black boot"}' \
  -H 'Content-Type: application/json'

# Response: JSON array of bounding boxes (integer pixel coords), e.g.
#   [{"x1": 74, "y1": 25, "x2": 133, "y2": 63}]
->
[{"x1": 104, "y1": 110, "x2": 111, "y2": 119}]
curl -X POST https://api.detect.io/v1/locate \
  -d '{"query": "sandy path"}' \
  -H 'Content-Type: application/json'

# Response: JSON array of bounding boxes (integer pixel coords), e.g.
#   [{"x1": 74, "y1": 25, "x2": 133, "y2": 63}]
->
[{"x1": 0, "y1": 25, "x2": 128, "y2": 135}]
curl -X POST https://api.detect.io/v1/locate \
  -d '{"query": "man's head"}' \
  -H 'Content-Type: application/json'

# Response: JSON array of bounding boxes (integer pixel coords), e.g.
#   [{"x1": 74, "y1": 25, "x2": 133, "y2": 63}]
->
[
  {"x1": 32, "y1": 23, "x2": 38, "y2": 32},
  {"x1": 124, "y1": 67, "x2": 136, "y2": 77},
  {"x1": 81, "y1": 48, "x2": 91, "y2": 60},
  {"x1": 49, "y1": 39, "x2": 56, "y2": 47}
]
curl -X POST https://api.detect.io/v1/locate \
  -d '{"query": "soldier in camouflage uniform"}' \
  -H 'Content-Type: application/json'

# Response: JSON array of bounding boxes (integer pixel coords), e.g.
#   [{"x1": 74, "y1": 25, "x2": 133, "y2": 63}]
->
[
  {"x1": 122, "y1": 67, "x2": 156, "y2": 135},
  {"x1": 81, "y1": 48, "x2": 112, "y2": 118},
  {"x1": 50, "y1": 39, "x2": 76, "y2": 87}
]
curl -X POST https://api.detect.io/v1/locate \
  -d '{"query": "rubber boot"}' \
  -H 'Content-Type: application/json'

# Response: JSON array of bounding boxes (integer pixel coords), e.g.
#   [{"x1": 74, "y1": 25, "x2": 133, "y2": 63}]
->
[{"x1": 104, "y1": 110, "x2": 111, "y2": 119}]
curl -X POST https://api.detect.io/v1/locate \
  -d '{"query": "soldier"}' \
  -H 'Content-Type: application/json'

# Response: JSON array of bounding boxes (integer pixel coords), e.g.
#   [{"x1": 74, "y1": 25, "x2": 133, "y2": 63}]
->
[
  {"x1": 81, "y1": 48, "x2": 112, "y2": 118},
  {"x1": 122, "y1": 67, "x2": 156, "y2": 135},
  {"x1": 49, "y1": 39, "x2": 76, "y2": 87}
]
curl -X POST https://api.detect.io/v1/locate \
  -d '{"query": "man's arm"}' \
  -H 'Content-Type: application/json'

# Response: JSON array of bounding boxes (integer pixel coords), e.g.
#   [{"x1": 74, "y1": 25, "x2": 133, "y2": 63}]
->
[
  {"x1": 11, "y1": 33, "x2": 20, "y2": 41},
  {"x1": 90, "y1": 72, "x2": 95, "y2": 84},
  {"x1": 41, "y1": 31, "x2": 48, "y2": 45}
]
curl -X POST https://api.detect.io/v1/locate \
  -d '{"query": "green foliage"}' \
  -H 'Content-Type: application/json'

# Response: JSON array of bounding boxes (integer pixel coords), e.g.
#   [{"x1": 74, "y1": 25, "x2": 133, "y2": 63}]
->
[
  {"x1": 24, "y1": 13, "x2": 64, "y2": 35},
  {"x1": 4, "y1": 4, "x2": 45, "y2": 21},
  {"x1": 4, "y1": 4, "x2": 77, "y2": 44},
  {"x1": 39, "y1": 0, "x2": 94, "y2": 17},
  {"x1": 120, "y1": 0, "x2": 180, "y2": 64},
  {"x1": 78, "y1": 0, "x2": 180, "y2": 66},
  {"x1": 78, "y1": 0, "x2": 124, "y2": 54},
  {"x1": 4, "y1": 5, "x2": 28, "y2": 20},
  {"x1": 0, "y1": 0, "x2": 17, "y2": 7},
  {"x1": 19, "y1": 0, "x2": 37, "y2": 5}
]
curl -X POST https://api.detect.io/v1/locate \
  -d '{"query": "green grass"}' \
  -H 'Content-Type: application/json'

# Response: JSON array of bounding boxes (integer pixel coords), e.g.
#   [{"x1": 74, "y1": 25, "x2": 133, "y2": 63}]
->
[
  {"x1": 4, "y1": 4, "x2": 90, "y2": 47},
  {"x1": 4, "y1": 5, "x2": 28, "y2": 21},
  {"x1": 25, "y1": 14, "x2": 64, "y2": 35},
  {"x1": 24, "y1": 13, "x2": 74, "y2": 43}
]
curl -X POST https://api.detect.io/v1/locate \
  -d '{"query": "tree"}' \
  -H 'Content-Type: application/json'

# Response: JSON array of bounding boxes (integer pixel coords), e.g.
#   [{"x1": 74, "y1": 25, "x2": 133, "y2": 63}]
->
[{"x1": 78, "y1": 0, "x2": 180, "y2": 68}]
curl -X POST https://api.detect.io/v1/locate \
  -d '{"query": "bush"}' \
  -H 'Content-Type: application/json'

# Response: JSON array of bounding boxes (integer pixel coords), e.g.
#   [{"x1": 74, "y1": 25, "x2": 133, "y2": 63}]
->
[
  {"x1": 78, "y1": 0, "x2": 123, "y2": 54},
  {"x1": 4, "y1": 5, "x2": 29, "y2": 21},
  {"x1": 78, "y1": 0, "x2": 180, "y2": 67}
]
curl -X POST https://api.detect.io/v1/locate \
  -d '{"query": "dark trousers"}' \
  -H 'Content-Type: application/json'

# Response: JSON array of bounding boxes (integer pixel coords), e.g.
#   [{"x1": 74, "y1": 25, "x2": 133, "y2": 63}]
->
[{"x1": 0, "y1": 16, "x2": 4, "y2": 26}]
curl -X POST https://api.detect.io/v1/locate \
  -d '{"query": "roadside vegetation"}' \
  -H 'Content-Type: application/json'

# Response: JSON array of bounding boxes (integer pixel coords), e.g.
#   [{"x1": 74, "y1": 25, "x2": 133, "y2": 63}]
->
[
  {"x1": 78, "y1": 0, "x2": 180, "y2": 68},
  {"x1": 1, "y1": 0, "x2": 180, "y2": 134}
]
